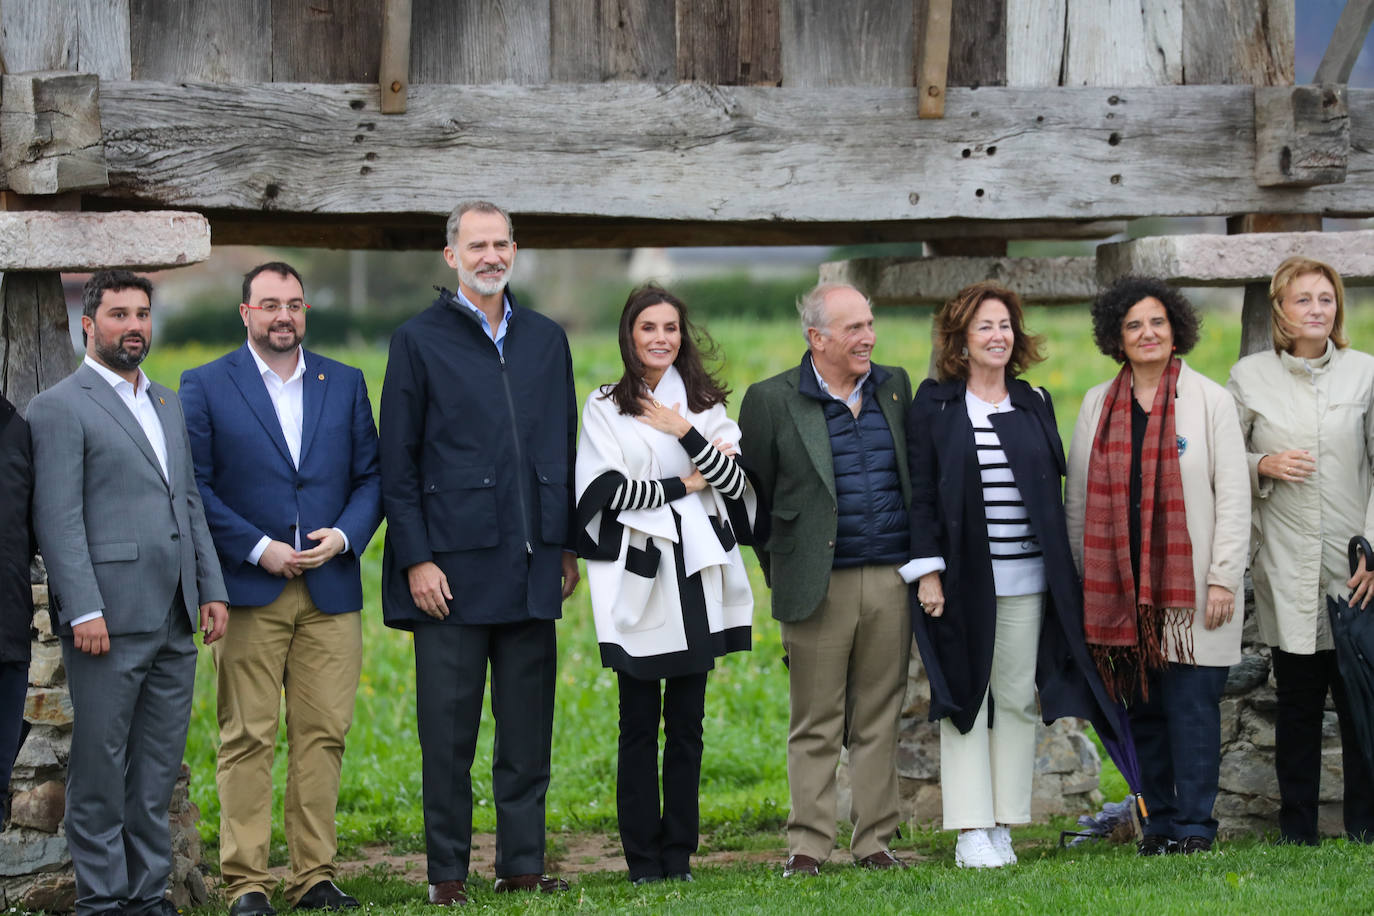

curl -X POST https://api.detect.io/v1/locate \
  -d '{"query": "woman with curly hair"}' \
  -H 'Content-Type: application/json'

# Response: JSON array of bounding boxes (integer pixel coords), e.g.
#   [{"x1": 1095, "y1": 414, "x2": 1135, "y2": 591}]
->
[
  {"x1": 903, "y1": 282, "x2": 1115, "y2": 868},
  {"x1": 1065, "y1": 276, "x2": 1249, "y2": 855},
  {"x1": 1227, "y1": 256, "x2": 1374, "y2": 844},
  {"x1": 574, "y1": 284, "x2": 758, "y2": 884}
]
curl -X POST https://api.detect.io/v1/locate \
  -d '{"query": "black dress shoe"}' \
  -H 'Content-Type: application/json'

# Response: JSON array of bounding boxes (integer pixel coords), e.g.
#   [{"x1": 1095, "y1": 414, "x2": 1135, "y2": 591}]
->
[
  {"x1": 1178, "y1": 836, "x2": 1213, "y2": 854},
  {"x1": 631, "y1": 876, "x2": 662, "y2": 886},
  {"x1": 1137, "y1": 835, "x2": 1175, "y2": 856},
  {"x1": 295, "y1": 881, "x2": 360, "y2": 910},
  {"x1": 230, "y1": 892, "x2": 277, "y2": 916}
]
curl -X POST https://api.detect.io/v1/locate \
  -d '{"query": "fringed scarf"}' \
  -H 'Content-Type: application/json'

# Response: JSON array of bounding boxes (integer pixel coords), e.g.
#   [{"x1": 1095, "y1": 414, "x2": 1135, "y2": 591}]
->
[{"x1": 1082, "y1": 356, "x2": 1195, "y2": 701}]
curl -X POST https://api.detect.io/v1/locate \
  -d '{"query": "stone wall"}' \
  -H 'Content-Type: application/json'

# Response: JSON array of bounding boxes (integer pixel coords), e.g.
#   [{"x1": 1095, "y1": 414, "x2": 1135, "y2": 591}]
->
[{"x1": 0, "y1": 578, "x2": 208, "y2": 911}]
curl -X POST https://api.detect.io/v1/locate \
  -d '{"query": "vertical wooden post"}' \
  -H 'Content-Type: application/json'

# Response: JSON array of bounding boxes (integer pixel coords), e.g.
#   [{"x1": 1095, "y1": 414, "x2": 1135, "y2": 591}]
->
[
  {"x1": 1226, "y1": 213, "x2": 1322, "y2": 358},
  {"x1": 380, "y1": 0, "x2": 412, "y2": 114},
  {"x1": 0, "y1": 272, "x2": 74, "y2": 413},
  {"x1": 917, "y1": 0, "x2": 952, "y2": 117}
]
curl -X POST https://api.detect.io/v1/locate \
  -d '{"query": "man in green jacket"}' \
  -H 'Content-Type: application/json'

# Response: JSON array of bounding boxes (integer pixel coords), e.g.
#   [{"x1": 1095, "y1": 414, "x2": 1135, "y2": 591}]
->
[{"x1": 739, "y1": 282, "x2": 914, "y2": 877}]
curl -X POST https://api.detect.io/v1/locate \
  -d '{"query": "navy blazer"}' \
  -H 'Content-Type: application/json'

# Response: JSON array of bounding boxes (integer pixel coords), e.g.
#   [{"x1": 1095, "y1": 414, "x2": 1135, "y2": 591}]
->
[
  {"x1": 180, "y1": 345, "x2": 383, "y2": 613},
  {"x1": 907, "y1": 376, "x2": 1118, "y2": 741}
]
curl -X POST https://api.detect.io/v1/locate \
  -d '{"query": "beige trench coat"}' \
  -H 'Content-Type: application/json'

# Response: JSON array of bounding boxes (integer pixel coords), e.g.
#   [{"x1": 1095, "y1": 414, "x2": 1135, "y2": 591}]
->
[
  {"x1": 1227, "y1": 342, "x2": 1374, "y2": 655},
  {"x1": 1066, "y1": 361, "x2": 1251, "y2": 667}
]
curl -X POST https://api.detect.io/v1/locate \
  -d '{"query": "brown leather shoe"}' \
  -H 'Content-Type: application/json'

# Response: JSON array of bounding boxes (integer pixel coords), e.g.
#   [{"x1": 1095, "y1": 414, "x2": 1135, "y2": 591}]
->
[
  {"x1": 427, "y1": 881, "x2": 467, "y2": 906},
  {"x1": 492, "y1": 874, "x2": 569, "y2": 894},
  {"x1": 782, "y1": 854, "x2": 821, "y2": 877},
  {"x1": 856, "y1": 850, "x2": 907, "y2": 869}
]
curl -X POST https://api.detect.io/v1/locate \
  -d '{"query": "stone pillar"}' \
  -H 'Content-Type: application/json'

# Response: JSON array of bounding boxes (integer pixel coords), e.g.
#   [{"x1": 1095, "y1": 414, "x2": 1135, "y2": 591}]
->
[{"x1": 0, "y1": 570, "x2": 208, "y2": 911}]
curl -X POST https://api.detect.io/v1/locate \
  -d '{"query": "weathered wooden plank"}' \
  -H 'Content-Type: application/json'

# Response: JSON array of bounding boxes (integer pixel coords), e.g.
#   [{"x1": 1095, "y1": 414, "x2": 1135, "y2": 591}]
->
[
  {"x1": 1064, "y1": 0, "x2": 1182, "y2": 86},
  {"x1": 948, "y1": 0, "x2": 1005, "y2": 88},
  {"x1": 1006, "y1": 0, "x2": 1065, "y2": 87},
  {"x1": 1315, "y1": 0, "x2": 1374, "y2": 84},
  {"x1": 678, "y1": 0, "x2": 780, "y2": 85},
  {"x1": 820, "y1": 254, "x2": 1097, "y2": 306},
  {"x1": 0, "y1": 71, "x2": 108, "y2": 194},
  {"x1": 380, "y1": 0, "x2": 412, "y2": 113},
  {"x1": 781, "y1": 0, "x2": 913, "y2": 87},
  {"x1": 129, "y1": 0, "x2": 271, "y2": 81},
  {"x1": 410, "y1": 0, "x2": 549, "y2": 84},
  {"x1": 272, "y1": 0, "x2": 381, "y2": 82},
  {"x1": 1, "y1": 1, "x2": 79, "y2": 72},
  {"x1": 1182, "y1": 0, "x2": 1293, "y2": 86},
  {"x1": 0, "y1": 210, "x2": 209, "y2": 270},
  {"x1": 1, "y1": 272, "x2": 72, "y2": 413},
  {"x1": 77, "y1": 0, "x2": 132, "y2": 79},
  {"x1": 550, "y1": 0, "x2": 673, "y2": 82},
  {"x1": 1097, "y1": 229, "x2": 1374, "y2": 286},
  {"x1": 88, "y1": 82, "x2": 1374, "y2": 226},
  {"x1": 1255, "y1": 84, "x2": 1348, "y2": 187},
  {"x1": 916, "y1": 0, "x2": 952, "y2": 115}
]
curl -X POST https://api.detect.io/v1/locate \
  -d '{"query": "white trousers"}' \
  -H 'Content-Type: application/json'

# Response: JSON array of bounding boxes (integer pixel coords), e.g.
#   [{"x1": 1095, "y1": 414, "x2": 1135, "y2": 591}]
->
[{"x1": 939, "y1": 592, "x2": 1044, "y2": 830}]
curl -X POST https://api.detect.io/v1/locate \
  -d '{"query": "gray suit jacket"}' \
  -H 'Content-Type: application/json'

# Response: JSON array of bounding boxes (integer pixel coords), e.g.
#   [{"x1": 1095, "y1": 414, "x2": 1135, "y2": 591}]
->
[{"x1": 28, "y1": 362, "x2": 227, "y2": 633}]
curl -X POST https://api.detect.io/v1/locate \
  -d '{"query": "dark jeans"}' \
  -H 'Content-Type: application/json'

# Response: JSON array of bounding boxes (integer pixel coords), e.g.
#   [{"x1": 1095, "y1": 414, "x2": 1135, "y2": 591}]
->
[
  {"x1": 1130, "y1": 662, "x2": 1228, "y2": 841},
  {"x1": 616, "y1": 671, "x2": 708, "y2": 881},
  {"x1": 1272, "y1": 647, "x2": 1374, "y2": 842},
  {"x1": 413, "y1": 619, "x2": 556, "y2": 882}
]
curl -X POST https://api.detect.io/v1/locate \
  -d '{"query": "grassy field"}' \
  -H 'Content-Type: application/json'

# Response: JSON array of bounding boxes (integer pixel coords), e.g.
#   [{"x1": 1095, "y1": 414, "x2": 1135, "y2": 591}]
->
[{"x1": 138, "y1": 304, "x2": 1374, "y2": 911}]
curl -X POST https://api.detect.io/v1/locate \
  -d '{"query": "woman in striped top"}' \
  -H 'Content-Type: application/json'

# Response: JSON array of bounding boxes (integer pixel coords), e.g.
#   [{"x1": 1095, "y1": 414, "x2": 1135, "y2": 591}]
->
[
  {"x1": 574, "y1": 285, "x2": 757, "y2": 886},
  {"x1": 903, "y1": 282, "x2": 1117, "y2": 869}
]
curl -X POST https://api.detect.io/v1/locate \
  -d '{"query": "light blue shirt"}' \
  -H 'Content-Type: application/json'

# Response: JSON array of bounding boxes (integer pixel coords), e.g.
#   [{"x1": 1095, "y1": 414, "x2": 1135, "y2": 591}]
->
[
  {"x1": 454, "y1": 287, "x2": 512, "y2": 356},
  {"x1": 810, "y1": 360, "x2": 871, "y2": 409}
]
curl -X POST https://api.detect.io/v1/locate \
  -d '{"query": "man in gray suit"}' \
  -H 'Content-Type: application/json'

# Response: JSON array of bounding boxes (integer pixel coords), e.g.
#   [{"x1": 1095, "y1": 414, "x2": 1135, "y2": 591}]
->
[{"x1": 28, "y1": 270, "x2": 229, "y2": 916}]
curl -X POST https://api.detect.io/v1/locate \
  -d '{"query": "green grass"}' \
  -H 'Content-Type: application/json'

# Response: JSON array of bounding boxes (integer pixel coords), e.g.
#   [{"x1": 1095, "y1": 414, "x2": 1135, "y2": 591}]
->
[{"x1": 139, "y1": 305, "x2": 1374, "y2": 909}]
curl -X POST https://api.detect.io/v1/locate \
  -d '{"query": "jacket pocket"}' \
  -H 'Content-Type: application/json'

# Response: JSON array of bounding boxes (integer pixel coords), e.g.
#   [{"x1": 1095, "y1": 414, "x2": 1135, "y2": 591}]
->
[
  {"x1": 534, "y1": 461, "x2": 569, "y2": 545},
  {"x1": 765, "y1": 507, "x2": 799, "y2": 554},
  {"x1": 89, "y1": 541, "x2": 138, "y2": 563},
  {"x1": 423, "y1": 466, "x2": 500, "y2": 552}
]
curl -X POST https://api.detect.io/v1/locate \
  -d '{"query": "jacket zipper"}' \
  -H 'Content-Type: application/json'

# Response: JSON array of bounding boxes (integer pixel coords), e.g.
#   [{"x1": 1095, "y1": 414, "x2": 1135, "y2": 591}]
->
[{"x1": 498, "y1": 349, "x2": 534, "y2": 555}]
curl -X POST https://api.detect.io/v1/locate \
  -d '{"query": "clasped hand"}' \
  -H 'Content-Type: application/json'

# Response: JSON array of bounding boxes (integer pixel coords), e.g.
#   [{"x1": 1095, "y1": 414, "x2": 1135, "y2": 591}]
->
[{"x1": 259, "y1": 528, "x2": 346, "y2": 579}]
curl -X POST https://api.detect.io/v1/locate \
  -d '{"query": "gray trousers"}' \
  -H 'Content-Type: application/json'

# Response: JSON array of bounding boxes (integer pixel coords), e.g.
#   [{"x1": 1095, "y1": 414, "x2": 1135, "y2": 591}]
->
[{"x1": 62, "y1": 595, "x2": 196, "y2": 916}]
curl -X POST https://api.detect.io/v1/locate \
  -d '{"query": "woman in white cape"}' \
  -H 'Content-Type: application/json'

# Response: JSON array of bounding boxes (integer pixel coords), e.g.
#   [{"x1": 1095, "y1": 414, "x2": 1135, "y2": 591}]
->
[{"x1": 575, "y1": 285, "x2": 758, "y2": 885}]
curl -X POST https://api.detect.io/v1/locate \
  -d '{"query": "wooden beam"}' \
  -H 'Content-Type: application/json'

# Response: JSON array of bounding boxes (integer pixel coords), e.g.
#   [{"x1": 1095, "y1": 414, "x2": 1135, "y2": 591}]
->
[
  {"x1": 380, "y1": 0, "x2": 411, "y2": 114},
  {"x1": 820, "y1": 254, "x2": 1097, "y2": 306},
  {"x1": 917, "y1": 0, "x2": 952, "y2": 116},
  {"x1": 781, "y1": 0, "x2": 913, "y2": 87},
  {"x1": 1254, "y1": 84, "x2": 1349, "y2": 187},
  {"x1": 0, "y1": 272, "x2": 74, "y2": 413},
  {"x1": 1096, "y1": 228, "x2": 1374, "y2": 287},
  {"x1": 1006, "y1": 0, "x2": 1065, "y2": 87},
  {"x1": 0, "y1": 71, "x2": 108, "y2": 195},
  {"x1": 0, "y1": 210, "x2": 209, "y2": 270},
  {"x1": 85, "y1": 81, "x2": 1374, "y2": 227},
  {"x1": 1314, "y1": 0, "x2": 1374, "y2": 84}
]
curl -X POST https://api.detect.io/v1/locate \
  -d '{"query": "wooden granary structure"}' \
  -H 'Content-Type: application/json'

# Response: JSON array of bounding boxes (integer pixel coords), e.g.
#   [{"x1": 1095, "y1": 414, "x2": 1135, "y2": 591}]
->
[{"x1": 1, "y1": 0, "x2": 1373, "y2": 404}]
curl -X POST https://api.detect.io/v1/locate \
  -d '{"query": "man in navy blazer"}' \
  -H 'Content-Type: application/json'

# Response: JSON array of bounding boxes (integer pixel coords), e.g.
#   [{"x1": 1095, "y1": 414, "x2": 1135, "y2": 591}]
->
[{"x1": 180, "y1": 262, "x2": 382, "y2": 916}]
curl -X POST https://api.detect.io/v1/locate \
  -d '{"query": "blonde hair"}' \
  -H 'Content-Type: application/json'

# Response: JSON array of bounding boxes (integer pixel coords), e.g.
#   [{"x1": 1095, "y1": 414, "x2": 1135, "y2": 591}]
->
[{"x1": 1270, "y1": 256, "x2": 1348, "y2": 353}]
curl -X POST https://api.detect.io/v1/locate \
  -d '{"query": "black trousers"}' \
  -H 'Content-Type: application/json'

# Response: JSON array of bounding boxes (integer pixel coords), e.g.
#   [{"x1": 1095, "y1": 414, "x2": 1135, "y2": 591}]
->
[
  {"x1": 616, "y1": 670, "x2": 708, "y2": 881},
  {"x1": 1272, "y1": 647, "x2": 1374, "y2": 842},
  {"x1": 413, "y1": 618, "x2": 556, "y2": 882}
]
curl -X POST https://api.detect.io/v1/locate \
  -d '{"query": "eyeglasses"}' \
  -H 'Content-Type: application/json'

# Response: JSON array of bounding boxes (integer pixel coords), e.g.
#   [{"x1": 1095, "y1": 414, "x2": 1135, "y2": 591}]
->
[{"x1": 245, "y1": 300, "x2": 311, "y2": 314}]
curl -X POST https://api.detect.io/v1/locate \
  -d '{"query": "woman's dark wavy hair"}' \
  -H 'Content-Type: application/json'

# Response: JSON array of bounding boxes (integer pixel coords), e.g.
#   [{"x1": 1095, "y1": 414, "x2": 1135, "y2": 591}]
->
[
  {"x1": 602, "y1": 284, "x2": 730, "y2": 416},
  {"x1": 933, "y1": 281, "x2": 1044, "y2": 381},
  {"x1": 1091, "y1": 275, "x2": 1201, "y2": 363}
]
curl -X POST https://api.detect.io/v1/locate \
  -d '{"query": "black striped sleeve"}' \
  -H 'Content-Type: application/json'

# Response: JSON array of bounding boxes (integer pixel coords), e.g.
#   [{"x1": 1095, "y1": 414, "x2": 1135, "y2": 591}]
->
[
  {"x1": 679, "y1": 428, "x2": 746, "y2": 499},
  {"x1": 606, "y1": 476, "x2": 686, "y2": 511}
]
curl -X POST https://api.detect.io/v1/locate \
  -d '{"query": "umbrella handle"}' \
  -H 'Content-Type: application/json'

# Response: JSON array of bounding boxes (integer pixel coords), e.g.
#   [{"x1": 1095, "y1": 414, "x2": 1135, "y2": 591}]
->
[{"x1": 1350, "y1": 536, "x2": 1373, "y2": 579}]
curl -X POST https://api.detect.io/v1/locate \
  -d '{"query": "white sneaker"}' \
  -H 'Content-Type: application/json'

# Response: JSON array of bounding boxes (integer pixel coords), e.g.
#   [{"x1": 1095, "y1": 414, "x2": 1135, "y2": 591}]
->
[
  {"x1": 955, "y1": 828, "x2": 1007, "y2": 868},
  {"x1": 988, "y1": 825, "x2": 1017, "y2": 865}
]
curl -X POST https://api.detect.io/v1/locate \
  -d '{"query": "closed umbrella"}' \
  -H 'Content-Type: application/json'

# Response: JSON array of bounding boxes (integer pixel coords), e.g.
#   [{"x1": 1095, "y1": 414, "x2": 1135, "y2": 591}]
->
[{"x1": 1326, "y1": 535, "x2": 1374, "y2": 774}]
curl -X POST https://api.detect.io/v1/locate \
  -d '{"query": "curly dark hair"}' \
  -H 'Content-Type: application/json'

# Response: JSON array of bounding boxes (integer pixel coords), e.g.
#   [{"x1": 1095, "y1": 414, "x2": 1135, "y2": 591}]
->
[
  {"x1": 601, "y1": 284, "x2": 730, "y2": 416},
  {"x1": 1091, "y1": 276, "x2": 1201, "y2": 363},
  {"x1": 933, "y1": 281, "x2": 1045, "y2": 381}
]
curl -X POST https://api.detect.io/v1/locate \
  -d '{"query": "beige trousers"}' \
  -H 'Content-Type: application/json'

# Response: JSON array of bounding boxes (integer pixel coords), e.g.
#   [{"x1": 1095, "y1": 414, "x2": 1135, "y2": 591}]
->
[
  {"x1": 214, "y1": 578, "x2": 362, "y2": 903},
  {"x1": 939, "y1": 592, "x2": 1044, "y2": 830},
  {"x1": 780, "y1": 564, "x2": 911, "y2": 861}
]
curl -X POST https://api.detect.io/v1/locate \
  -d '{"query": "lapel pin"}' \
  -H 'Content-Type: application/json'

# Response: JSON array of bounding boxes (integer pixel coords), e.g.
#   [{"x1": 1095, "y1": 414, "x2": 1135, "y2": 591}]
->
[
  {"x1": 891, "y1": 392, "x2": 897, "y2": 401},
  {"x1": 158, "y1": 396, "x2": 166, "y2": 405},
  {"x1": 318, "y1": 373, "x2": 325, "y2": 381}
]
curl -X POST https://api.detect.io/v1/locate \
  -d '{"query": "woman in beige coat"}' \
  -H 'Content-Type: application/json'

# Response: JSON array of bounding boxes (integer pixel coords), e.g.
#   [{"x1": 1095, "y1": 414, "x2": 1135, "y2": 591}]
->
[
  {"x1": 1226, "y1": 256, "x2": 1374, "y2": 845},
  {"x1": 1066, "y1": 277, "x2": 1249, "y2": 855}
]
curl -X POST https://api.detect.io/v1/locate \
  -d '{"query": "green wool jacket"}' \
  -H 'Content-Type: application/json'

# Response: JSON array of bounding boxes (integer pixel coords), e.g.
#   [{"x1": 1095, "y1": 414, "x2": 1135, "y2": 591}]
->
[{"x1": 738, "y1": 359, "x2": 913, "y2": 623}]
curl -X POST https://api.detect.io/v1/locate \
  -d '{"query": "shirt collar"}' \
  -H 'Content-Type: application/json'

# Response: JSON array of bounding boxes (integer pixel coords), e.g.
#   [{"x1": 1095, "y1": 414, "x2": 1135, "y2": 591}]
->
[
  {"x1": 84, "y1": 355, "x2": 150, "y2": 397},
  {"x1": 1279, "y1": 337, "x2": 1336, "y2": 374},
  {"x1": 453, "y1": 287, "x2": 512, "y2": 331},
  {"x1": 808, "y1": 353, "x2": 871, "y2": 408},
  {"x1": 246, "y1": 340, "x2": 305, "y2": 383}
]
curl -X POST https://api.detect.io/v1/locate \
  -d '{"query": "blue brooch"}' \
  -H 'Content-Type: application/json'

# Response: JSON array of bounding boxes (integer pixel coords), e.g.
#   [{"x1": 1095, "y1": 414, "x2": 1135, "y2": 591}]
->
[{"x1": 1177, "y1": 435, "x2": 1188, "y2": 456}]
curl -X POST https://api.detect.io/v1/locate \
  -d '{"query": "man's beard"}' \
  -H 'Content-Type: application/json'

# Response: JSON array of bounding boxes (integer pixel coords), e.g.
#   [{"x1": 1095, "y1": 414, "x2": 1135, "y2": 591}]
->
[
  {"x1": 252, "y1": 321, "x2": 302, "y2": 354},
  {"x1": 459, "y1": 262, "x2": 512, "y2": 297},
  {"x1": 96, "y1": 332, "x2": 148, "y2": 370}
]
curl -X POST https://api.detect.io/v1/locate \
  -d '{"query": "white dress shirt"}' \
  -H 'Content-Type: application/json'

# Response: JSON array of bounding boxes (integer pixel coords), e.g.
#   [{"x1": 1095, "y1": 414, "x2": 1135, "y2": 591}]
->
[
  {"x1": 73, "y1": 357, "x2": 171, "y2": 625},
  {"x1": 243, "y1": 343, "x2": 349, "y2": 564}
]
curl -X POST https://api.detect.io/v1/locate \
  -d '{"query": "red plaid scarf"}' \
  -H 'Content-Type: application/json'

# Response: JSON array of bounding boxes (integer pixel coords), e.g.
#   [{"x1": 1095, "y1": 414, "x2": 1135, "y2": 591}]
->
[{"x1": 1082, "y1": 357, "x2": 1195, "y2": 701}]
